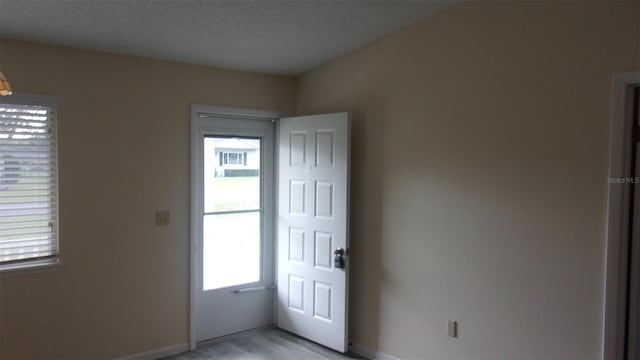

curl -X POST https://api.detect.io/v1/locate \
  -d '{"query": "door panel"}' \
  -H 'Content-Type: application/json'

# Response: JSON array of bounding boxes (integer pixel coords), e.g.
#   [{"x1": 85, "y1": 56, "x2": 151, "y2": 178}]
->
[
  {"x1": 277, "y1": 113, "x2": 350, "y2": 352},
  {"x1": 202, "y1": 211, "x2": 260, "y2": 290}
]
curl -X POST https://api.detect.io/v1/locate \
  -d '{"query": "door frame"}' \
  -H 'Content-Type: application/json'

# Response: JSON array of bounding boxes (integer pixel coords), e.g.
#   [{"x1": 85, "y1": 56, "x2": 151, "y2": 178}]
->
[
  {"x1": 189, "y1": 104, "x2": 284, "y2": 350},
  {"x1": 603, "y1": 71, "x2": 640, "y2": 359}
]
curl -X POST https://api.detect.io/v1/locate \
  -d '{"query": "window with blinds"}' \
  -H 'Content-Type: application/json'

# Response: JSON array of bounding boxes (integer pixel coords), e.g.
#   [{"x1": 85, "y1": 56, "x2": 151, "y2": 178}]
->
[{"x1": 0, "y1": 95, "x2": 59, "y2": 267}]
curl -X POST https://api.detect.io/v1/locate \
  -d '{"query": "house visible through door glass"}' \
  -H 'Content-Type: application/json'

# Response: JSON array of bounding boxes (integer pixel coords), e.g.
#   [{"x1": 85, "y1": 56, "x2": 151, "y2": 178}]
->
[{"x1": 202, "y1": 137, "x2": 261, "y2": 290}]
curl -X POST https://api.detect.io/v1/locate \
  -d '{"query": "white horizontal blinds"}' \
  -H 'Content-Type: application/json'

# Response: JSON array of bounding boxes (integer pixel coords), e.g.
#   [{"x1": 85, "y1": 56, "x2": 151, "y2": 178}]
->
[{"x1": 0, "y1": 103, "x2": 58, "y2": 263}]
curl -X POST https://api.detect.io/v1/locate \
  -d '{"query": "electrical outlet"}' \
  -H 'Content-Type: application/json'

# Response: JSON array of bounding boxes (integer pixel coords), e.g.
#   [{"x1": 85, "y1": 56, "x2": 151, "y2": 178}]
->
[
  {"x1": 155, "y1": 211, "x2": 170, "y2": 226},
  {"x1": 447, "y1": 319, "x2": 457, "y2": 338}
]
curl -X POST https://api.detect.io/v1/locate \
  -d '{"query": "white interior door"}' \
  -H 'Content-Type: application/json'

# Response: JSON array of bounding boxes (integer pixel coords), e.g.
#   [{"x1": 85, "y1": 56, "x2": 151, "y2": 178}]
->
[
  {"x1": 277, "y1": 112, "x2": 350, "y2": 352},
  {"x1": 191, "y1": 111, "x2": 275, "y2": 343}
]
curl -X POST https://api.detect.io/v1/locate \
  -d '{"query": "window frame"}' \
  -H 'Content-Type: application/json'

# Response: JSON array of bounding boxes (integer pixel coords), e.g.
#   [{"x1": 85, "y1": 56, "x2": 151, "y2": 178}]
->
[
  {"x1": 0, "y1": 93, "x2": 62, "y2": 275},
  {"x1": 222, "y1": 151, "x2": 245, "y2": 165}
]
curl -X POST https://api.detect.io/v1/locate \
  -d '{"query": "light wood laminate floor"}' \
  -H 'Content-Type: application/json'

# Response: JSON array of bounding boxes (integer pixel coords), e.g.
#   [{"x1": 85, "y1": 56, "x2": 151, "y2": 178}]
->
[{"x1": 166, "y1": 327, "x2": 364, "y2": 360}]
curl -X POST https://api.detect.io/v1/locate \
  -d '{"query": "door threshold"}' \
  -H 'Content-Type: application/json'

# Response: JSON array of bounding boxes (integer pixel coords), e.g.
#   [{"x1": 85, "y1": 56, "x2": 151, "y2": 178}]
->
[{"x1": 196, "y1": 324, "x2": 277, "y2": 347}]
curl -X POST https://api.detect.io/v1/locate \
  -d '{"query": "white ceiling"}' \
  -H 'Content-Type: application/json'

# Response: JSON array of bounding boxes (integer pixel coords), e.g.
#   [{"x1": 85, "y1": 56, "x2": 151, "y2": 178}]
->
[{"x1": 0, "y1": 0, "x2": 457, "y2": 75}]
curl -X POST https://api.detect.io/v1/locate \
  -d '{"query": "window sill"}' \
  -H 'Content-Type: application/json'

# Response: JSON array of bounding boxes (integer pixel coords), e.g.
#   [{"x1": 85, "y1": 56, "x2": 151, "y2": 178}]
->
[{"x1": 0, "y1": 258, "x2": 62, "y2": 277}]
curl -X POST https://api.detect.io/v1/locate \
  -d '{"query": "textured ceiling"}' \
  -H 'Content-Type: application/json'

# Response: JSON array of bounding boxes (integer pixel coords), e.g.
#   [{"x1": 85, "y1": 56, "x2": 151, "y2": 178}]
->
[{"x1": 0, "y1": 0, "x2": 457, "y2": 75}]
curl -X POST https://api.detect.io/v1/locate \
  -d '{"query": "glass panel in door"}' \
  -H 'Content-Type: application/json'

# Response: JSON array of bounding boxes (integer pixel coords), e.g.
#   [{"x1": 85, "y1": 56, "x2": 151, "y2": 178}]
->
[{"x1": 202, "y1": 137, "x2": 261, "y2": 291}]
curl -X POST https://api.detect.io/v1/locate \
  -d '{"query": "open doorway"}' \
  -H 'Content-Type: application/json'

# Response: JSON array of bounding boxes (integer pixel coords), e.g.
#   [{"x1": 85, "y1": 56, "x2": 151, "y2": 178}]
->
[
  {"x1": 191, "y1": 110, "x2": 276, "y2": 343},
  {"x1": 604, "y1": 72, "x2": 640, "y2": 359},
  {"x1": 626, "y1": 85, "x2": 640, "y2": 359},
  {"x1": 189, "y1": 105, "x2": 351, "y2": 353}
]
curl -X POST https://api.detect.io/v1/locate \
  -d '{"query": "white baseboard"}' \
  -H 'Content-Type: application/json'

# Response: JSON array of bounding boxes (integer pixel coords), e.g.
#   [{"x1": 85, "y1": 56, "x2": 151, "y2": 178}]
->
[
  {"x1": 115, "y1": 342, "x2": 189, "y2": 360},
  {"x1": 349, "y1": 342, "x2": 400, "y2": 360}
]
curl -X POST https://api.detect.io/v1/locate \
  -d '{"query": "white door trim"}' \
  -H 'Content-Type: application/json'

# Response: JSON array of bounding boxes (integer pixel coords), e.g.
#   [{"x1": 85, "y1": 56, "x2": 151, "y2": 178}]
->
[
  {"x1": 189, "y1": 104, "x2": 284, "y2": 350},
  {"x1": 603, "y1": 71, "x2": 640, "y2": 359}
]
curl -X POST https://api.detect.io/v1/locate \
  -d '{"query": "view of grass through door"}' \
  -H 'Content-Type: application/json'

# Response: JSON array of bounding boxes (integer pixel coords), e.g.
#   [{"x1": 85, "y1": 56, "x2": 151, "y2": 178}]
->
[{"x1": 202, "y1": 136, "x2": 261, "y2": 291}]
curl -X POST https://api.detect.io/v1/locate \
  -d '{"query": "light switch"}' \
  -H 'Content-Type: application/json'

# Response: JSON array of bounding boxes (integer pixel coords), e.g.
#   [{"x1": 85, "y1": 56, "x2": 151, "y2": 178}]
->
[
  {"x1": 155, "y1": 211, "x2": 170, "y2": 226},
  {"x1": 447, "y1": 319, "x2": 457, "y2": 338}
]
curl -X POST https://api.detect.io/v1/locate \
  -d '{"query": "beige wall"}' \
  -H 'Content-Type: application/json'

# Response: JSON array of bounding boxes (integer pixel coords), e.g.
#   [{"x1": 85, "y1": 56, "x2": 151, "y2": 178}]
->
[
  {"x1": 296, "y1": 1, "x2": 639, "y2": 358},
  {"x1": 0, "y1": 40, "x2": 295, "y2": 358}
]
